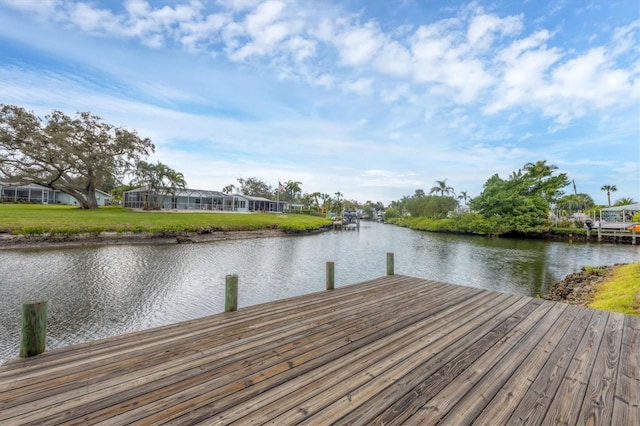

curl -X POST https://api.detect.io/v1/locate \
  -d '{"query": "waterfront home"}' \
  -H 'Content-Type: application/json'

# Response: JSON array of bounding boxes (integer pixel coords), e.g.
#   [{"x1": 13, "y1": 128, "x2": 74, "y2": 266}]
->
[
  {"x1": 122, "y1": 187, "x2": 286, "y2": 212},
  {"x1": 0, "y1": 182, "x2": 111, "y2": 206}
]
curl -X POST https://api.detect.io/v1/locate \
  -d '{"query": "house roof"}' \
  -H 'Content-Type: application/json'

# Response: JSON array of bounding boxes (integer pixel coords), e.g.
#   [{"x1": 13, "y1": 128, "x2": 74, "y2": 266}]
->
[
  {"x1": 602, "y1": 203, "x2": 640, "y2": 211},
  {"x1": 232, "y1": 194, "x2": 275, "y2": 202},
  {"x1": 125, "y1": 187, "x2": 232, "y2": 198},
  {"x1": 1, "y1": 182, "x2": 109, "y2": 196}
]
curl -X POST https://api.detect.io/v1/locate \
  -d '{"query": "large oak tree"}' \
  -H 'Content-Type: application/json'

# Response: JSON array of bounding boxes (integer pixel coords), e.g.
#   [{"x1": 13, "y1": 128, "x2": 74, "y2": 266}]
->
[{"x1": 0, "y1": 104, "x2": 154, "y2": 209}]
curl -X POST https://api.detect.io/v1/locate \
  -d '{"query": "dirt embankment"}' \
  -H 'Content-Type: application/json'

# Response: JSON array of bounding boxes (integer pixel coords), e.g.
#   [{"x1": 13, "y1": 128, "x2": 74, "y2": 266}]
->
[
  {"x1": 0, "y1": 228, "x2": 330, "y2": 250},
  {"x1": 544, "y1": 265, "x2": 620, "y2": 306}
]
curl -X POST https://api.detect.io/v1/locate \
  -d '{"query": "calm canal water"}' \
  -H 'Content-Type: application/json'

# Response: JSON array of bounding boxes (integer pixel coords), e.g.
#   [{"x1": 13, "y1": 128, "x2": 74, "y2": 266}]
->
[{"x1": 1, "y1": 222, "x2": 638, "y2": 364}]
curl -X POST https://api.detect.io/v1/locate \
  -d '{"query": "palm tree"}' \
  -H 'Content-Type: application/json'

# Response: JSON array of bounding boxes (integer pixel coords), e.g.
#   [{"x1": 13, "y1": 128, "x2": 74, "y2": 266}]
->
[
  {"x1": 429, "y1": 179, "x2": 455, "y2": 197},
  {"x1": 301, "y1": 193, "x2": 314, "y2": 209},
  {"x1": 457, "y1": 190, "x2": 470, "y2": 205},
  {"x1": 601, "y1": 184, "x2": 617, "y2": 207},
  {"x1": 614, "y1": 197, "x2": 636, "y2": 206},
  {"x1": 523, "y1": 160, "x2": 557, "y2": 177},
  {"x1": 310, "y1": 192, "x2": 321, "y2": 211},
  {"x1": 284, "y1": 180, "x2": 302, "y2": 202},
  {"x1": 556, "y1": 193, "x2": 595, "y2": 212},
  {"x1": 320, "y1": 193, "x2": 331, "y2": 214},
  {"x1": 133, "y1": 161, "x2": 187, "y2": 210}
]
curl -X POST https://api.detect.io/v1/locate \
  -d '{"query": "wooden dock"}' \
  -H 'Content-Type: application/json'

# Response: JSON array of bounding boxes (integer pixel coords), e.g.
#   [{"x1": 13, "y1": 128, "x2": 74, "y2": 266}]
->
[{"x1": 1, "y1": 275, "x2": 638, "y2": 425}]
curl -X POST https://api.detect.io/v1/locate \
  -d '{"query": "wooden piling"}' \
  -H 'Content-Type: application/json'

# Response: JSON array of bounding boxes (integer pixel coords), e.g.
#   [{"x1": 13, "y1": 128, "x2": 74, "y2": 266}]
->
[
  {"x1": 326, "y1": 261, "x2": 335, "y2": 290},
  {"x1": 225, "y1": 275, "x2": 238, "y2": 312},
  {"x1": 20, "y1": 301, "x2": 48, "y2": 358},
  {"x1": 387, "y1": 252, "x2": 394, "y2": 276}
]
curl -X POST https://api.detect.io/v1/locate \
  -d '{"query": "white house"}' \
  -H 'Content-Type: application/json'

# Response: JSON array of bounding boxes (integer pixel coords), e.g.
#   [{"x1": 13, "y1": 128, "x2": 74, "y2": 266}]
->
[
  {"x1": 122, "y1": 187, "x2": 286, "y2": 212},
  {"x1": 0, "y1": 182, "x2": 111, "y2": 206}
]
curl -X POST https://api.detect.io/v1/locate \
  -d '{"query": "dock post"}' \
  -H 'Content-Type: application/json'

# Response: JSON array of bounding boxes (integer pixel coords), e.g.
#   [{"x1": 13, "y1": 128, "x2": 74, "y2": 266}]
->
[
  {"x1": 20, "y1": 301, "x2": 48, "y2": 358},
  {"x1": 326, "y1": 261, "x2": 335, "y2": 290},
  {"x1": 387, "y1": 252, "x2": 394, "y2": 276},
  {"x1": 225, "y1": 275, "x2": 238, "y2": 312}
]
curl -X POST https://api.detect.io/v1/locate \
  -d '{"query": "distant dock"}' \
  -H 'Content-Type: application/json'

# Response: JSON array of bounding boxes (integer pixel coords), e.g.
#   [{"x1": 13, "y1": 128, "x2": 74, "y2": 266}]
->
[{"x1": 1, "y1": 275, "x2": 638, "y2": 425}]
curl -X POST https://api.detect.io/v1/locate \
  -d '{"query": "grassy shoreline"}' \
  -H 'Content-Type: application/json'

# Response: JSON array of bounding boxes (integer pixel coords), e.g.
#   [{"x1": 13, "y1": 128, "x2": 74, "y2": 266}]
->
[
  {"x1": 590, "y1": 263, "x2": 640, "y2": 316},
  {"x1": 0, "y1": 205, "x2": 332, "y2": 235}
]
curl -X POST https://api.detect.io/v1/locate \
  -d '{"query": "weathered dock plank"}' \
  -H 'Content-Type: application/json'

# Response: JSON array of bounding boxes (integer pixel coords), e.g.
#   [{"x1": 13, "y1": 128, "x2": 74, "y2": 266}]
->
[{"x1": 0, "y1": 275, "x2": 637, "y2": 425}]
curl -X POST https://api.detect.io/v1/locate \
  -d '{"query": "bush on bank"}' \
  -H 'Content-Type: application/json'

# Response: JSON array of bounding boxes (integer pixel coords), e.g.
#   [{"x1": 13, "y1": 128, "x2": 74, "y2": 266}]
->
[{"x1": 386, "y1": 212, "x2": 591, "y2": 239}]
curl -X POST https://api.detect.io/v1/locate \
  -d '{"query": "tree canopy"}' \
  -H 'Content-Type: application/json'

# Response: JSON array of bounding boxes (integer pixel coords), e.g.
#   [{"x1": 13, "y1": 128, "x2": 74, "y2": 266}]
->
[
  {"x1": 132, "y1": 161, "x2": 187, "y2": 210},
  {"x1": 470, "y1": 161, "x2": 569, "y2": 232},
  {"x1": 236, "y1": 177, "x2": 273, "y2": 199},
  {"x1": 0, "y1": 104, "x2": 154, "y2": 209},
  {"x1": 429, "y1": 179, "x2": 455, "y2": 197}
]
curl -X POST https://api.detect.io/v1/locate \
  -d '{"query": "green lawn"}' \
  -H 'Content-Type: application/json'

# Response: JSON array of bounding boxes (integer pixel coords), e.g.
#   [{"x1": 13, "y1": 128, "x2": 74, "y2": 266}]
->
[
  {"x1": 589, "y1": 263, "x2": 640, "y2": 316},
  {"x1": 0, "y1": 204, "x2": 332, "y2": 235}
]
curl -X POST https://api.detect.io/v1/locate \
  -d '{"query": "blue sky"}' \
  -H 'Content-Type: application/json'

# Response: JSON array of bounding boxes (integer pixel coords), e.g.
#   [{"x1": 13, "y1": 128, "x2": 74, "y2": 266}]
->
[{"x1": 0, "y1": 0, "x2": 638, "y2": 205}]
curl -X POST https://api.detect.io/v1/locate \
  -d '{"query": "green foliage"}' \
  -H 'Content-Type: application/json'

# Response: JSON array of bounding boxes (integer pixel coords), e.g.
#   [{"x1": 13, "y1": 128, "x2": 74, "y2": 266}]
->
[
  {"x1": 470, "y1": 160, "x2": 569, "y2": 233},
  {"x1": 16, "y1": 225, "x2": 49, "y2": 235},
  {"x1": 556, "y1": 193, "x2": 595, "y2": 212},
  {"x1": 236, "y1": 177, "x2": 273, "y2": 199},
  {"x1": 281, "y1": 180, "x2": 303, "y2": 202},
  {"x1": 406, "y1": 195, "x2": 457, "y2": 218},
  {"x1": 110, "y1": 184, "x2": 138, "y2": 202},
  {"x1": 132, "y1": 161, "x2": 187, "y2": 210},
  {"x1": 583, "y1": 266, "x2": 607, "y2": 276},
  {"x1": 387, "y1": 213, "x2": 504, "y2": 235},
  {"x1": 0, "y1": 104, "x2": 154, "y2": 209},
  {"x1": 614, "y1": 197, "x2": 636, "y2": 206},
  {"x1": 429, "y1": 179, "x2": 455, "y2": 196},
  {"x1": 383, "y1": 207, "x2": 401, "y2": 221},
  {"x1": 601, "y1": 184, "x2": 617, "y2": 207}
]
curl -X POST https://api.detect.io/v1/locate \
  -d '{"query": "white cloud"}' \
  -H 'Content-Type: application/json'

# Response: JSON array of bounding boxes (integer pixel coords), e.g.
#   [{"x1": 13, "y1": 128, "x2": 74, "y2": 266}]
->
[
  {"x1": 1, "y1": 0, "x2": 638, "y2": 203},
  {"x1": 334, "y1": 21, "x2": 382, "y2": 66},
  {"x1": 467, "y1": 13, "x2": 523, "y2": 50},
  {"x1": 67, "y1": 2, "x2": 122, "y2": 34},
  {"x1": 379, "y1": 84, "x2": 412, "y2": 103},
  {"x1": 342, "y1": 78, "x2": 374, "y2": 95},
  {"x1": 611, "y1": 19, "x2": 640, "y2": 56},
  {"x1": 410, "y1": 18, "x2": 495, "y2": 103},
  {"x1": 373, "y1": 40, "x2": 412, "y2": 77}
]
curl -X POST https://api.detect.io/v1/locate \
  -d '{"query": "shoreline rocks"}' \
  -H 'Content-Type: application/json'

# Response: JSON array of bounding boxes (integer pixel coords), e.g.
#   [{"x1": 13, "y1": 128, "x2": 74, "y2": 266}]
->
[{"x1": 543, "y1": 265, "x2": 620, "y2": 306}]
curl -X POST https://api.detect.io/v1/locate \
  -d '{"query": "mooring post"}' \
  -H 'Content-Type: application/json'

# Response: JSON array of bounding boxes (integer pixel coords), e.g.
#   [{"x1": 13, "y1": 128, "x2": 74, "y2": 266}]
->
[
  {"x1": 326, "y1": 261, "x2": 335, "y2": 290},
  {"x1": 20, "y1": 301, "x2": 48, "y2": 358},
  {"x1": 387, "y1": 252, "x2": 394, "y2": 276},
  {"x1": 225, "y1": 274, "x2": 238, "y2": 312}
]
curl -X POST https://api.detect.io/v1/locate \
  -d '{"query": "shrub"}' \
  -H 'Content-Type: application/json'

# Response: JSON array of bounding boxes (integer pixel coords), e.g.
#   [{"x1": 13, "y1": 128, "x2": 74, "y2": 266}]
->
[{"x1": 583, "y1": 266, "x2": 607, "y2": 276}]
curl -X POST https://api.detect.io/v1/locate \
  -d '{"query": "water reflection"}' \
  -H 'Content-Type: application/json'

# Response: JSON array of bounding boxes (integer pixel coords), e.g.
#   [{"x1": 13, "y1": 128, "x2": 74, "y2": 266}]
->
[{"x1": 1, "y1": 222, "x2": 638, "y2": 363}]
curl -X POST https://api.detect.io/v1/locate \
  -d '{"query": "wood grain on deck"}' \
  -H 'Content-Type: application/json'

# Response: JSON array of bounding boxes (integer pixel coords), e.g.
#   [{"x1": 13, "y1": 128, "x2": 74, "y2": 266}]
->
[{"x1": 0, "y1": 275, "x2": 637, "y2": 425}]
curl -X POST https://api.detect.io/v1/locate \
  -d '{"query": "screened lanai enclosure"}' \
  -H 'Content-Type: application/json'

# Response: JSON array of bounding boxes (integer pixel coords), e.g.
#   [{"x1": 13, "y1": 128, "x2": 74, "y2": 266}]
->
[
  {"x1": 0, "y1": 183, "x2": 55, "y2": 204},
  {"x1": 123, "y1": 188, "x2": 235, "y2": 211},
  {"x1": 122, "y1": 188, "x2": 286, "y2": 213}
]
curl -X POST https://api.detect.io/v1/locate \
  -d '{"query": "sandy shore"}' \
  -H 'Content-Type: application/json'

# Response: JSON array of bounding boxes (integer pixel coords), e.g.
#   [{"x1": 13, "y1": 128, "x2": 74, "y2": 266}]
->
[{"x1": 0, "y1": 228, "x2": 324, "y2": 250}]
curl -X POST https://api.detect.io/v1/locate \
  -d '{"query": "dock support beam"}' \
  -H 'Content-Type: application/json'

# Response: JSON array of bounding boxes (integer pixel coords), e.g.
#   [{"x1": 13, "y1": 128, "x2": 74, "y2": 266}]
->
[
  {"x1": 225, "y1": 275, "x2": 238, "y2": 312},
  {"x1": 20, "y1": 301, "x2": 48, "y2": 358},
  {"x1": 326, "y1": 262, "x2": 335, "y2": 290},
  {"x1": 387, "y1": 252, "x2": 394, "y2": 276}
]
